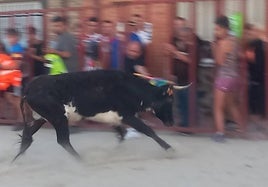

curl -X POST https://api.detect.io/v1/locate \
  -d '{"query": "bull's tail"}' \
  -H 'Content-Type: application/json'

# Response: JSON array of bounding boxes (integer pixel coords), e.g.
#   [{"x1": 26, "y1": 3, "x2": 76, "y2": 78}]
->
[{"x1": 20, "y1": 96, "x2": 27, "y2": 126}]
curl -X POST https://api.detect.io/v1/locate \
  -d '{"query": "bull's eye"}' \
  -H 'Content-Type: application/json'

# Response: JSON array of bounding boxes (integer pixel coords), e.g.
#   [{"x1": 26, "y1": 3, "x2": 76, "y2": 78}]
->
[{"x1": 167, "y1": 88, "x2": 173, "y2": 96}]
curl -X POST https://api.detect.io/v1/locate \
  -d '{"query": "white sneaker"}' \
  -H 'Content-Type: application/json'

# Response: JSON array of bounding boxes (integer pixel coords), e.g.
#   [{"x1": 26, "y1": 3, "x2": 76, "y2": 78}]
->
[{"x1": 125, "y1": 128, "x2": 141, "y2": 139}]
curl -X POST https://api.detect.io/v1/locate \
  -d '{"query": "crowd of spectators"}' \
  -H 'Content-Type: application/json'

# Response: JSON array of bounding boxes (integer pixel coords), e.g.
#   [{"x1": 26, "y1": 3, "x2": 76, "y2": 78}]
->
[{"x1": 0, "y1": 14, "x2": 267, "y2": 142}]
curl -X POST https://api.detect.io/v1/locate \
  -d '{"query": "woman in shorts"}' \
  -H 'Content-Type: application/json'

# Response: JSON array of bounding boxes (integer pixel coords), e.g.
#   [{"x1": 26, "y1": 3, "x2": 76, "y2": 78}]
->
[{"x1": 212, "y1": 16, "x2": 244, "y2": 142}]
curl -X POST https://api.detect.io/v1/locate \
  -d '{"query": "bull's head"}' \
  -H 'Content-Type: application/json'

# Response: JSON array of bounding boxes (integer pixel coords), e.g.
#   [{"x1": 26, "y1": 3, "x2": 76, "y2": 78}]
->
[
  {"x1": 134, "y1": 73, "x2": 192, "y2": 127},
  {"x1": 152, "y1": 85, "x2": 175, "y2": 127}
]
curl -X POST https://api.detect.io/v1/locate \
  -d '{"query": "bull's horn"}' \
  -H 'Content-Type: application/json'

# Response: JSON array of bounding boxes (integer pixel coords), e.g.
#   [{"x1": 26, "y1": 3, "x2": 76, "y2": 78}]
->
[
  {"x1": 134, "y1": 73, "x2": 192, "y2": 89},
  {"x1": 134, "y1": 73, "x2": 176, "y2": 84},
  {"x1": 133, "y1": 73, "x2": 154, "y2": 80},
  {"x1": 173, "y1": 83, "x2": 192, "y2": 90}
]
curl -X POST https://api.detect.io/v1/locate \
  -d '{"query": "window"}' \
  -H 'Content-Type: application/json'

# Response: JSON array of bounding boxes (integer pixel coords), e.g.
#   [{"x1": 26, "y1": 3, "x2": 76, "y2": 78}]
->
[
  {"x1": 0, "y1": 1, "x2": 43, "y2": 45},
  {"x1": 176, "y1": 1, "x2": 215, "y2": 41},
  {"x1": 225, "y1": 0, "x2": 243, "y2": 16},
  {"x1": 196, "y1": 1, "x2": 215, "y2": 41},
  {"x1": 246, "y1": 0, "x2": 265, "y2": 29}
]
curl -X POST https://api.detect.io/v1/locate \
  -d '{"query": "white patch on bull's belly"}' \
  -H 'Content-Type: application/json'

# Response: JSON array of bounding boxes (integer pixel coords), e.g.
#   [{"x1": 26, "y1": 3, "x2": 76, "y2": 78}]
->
[
  {"x1": 64, "y1": 104, "x2": 122, "y2": 125},
  {"x1": 64, "y1": 104, "x2": 83, "y2": 122},
  {"x1": 85, "y1": 111, "x2": 123, "y2": 125}
]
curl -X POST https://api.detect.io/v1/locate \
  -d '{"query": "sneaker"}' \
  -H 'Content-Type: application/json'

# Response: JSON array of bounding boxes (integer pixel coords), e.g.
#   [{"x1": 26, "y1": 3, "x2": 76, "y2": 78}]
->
[
  {"x1": 125, "y1": 128, "x2": 141, "y2": 139},
  {"x1": 212, "y1": 133, "x2": 226, "y2": 143},
  {"x1": 225, "y1": 120, "x2": 238, "y2": 131}
]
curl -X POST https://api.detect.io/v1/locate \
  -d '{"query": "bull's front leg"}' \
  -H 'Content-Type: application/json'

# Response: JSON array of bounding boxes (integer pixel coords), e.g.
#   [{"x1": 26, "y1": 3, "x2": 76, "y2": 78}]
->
[
  {"x1": 113, "y1": 125, "x2": 127, "y2": 142},
  {"x1": 122, "y1": 116, "x2": 172, "y2": 150},
  {"x1": 51, "y1": 117, "x2": 82, "y2": 161}
]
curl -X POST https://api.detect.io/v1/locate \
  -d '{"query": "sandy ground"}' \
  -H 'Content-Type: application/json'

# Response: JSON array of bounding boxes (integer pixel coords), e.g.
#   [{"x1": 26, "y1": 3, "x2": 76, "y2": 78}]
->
[{"x1": 0, "y1": 125, "x2": 268, "y2": 187}]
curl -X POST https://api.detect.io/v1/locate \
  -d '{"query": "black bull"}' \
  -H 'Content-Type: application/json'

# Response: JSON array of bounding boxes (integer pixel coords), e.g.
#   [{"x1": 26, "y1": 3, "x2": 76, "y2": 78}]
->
[{"x1": 13, "y1": 70, "x2": 188, "y2": 161}]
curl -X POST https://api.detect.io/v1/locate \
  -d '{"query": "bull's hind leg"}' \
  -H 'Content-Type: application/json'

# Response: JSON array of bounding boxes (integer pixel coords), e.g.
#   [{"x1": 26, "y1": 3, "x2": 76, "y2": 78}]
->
[
  {"x1": 123, "y1": 116, "x2": 172, "y2": 150},
  {"x1": 13, "y1": 118, "x2": 46, "y2": 162},
  {"x1": 28, "y1": 96, "x2": 81, "y2": 160}
]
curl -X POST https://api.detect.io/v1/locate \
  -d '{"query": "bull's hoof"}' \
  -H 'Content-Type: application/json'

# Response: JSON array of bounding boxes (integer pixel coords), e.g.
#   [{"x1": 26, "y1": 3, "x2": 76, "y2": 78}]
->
[
  {"x1": 166, "y1": 147, "x2": 175, "y2": 152},
  {"x1": 12, "y1": 138, "x2": 33, "y2": 163},
  {"x1": 165, "y1": 147, "x2": 177, "y2": 159},
  {"x1": 116, "y1": 134, "x2": 125, "y2": 143}
]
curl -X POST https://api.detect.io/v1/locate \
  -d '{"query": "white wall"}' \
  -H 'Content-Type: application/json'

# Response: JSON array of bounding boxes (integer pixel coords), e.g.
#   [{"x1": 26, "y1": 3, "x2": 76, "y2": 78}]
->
[
  {"x1": 246, "y1": 0, "x2": 266, "y2": 29},
  {"x1": 0, "y1": 1, "x2": 43, "y2": 45},
  {"x1": 196, "y1": 1, "x2": 215, "y2": 41},
  {"x1": 176, "y1": 2, "x2": 191, "y2": 21},
  {"x1": 224, "y1": 0, "x2": 242, "y2": 16},
  {"x1": 0, "y1": 2, "x2": 42, "y2": 11},
  {"x1": 176, "y1": 1, "x2": 215, "y2": 41}
]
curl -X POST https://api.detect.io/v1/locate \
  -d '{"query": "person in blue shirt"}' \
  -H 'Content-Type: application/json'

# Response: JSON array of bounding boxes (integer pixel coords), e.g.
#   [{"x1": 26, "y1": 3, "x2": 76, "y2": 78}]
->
[
  {"x1": 128, "y1": 14, "x2": 151, "y2": 71},
  {"x1": 128, "y1": 14, "x2": 151, "y2": 45},
  {"x1": 100, "y1": 20, "x2": 123, "y2": 70},
  {"x1": 5, "y1": 28, "x2": 24, "y2": 54},
  {"x1": 110, "y1": 38, "x2": 121, "y2": 69}
]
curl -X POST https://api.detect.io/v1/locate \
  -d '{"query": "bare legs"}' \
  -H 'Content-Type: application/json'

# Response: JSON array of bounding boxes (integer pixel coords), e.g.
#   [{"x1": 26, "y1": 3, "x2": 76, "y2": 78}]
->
[
  {"x1": 214, "y1": 89, "x2": 226, "y2": 134},
  {"x1": 213, "y1": 88, "x2": 244, "y2": 142}
]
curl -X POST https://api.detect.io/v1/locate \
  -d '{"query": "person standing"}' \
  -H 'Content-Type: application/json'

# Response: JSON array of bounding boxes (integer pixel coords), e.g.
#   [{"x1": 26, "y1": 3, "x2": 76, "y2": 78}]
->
[
  {"x1": 4, "y1": 28, "x2": 25, "y2": 130},
  {"x1": 100, "y1": 20, "x2": 114, "y2": 70},
  {"x1": 164, "y1": 22, "x2": 192, "y2": 128},
  {"x1": 26, "y1": 26, "x2": 46, "y2": 76},
  {"x1": 212, "y1": 16, "x2": 244, "y2": 142},
  {"x1": 83, "y1": 17, "x2": 102, "y2": 71},
  {"x1": 123, "y1": 41, "x2": 150, "y2": 139},
  {"x1": 100, "y1": 20, "x2": 125, "y2": 71},
  {"x1": 128, "y1": 14, "x2": 151, "y2": 45},
  {"x1": 0, "y1": 42, "x2": 21, "y2": 121},
  {"x1": 245, "y1": 39, "x2": 265, "y2": 119},
  {"x1": 244, "y1": 24, "x2": 266, "y2": 120},
  {"x1": 45, "y1": 16, "x2": 79, "y2": 72},
  {"x1": 128, "y1": 14, "x2": 151, "y2": 70},
  {"x1": 124, "y1": 41, "x2": 150, "y2": 76}
]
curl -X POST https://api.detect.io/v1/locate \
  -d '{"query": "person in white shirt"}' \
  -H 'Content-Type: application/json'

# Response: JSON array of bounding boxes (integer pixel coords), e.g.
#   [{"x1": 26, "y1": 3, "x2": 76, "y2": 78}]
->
[
  {"x1": 128, "y1": 14, "x2": 151, "y2": 45},
  {"x1": 83, "y1": 17, "x2": 102, "y2": 71}
]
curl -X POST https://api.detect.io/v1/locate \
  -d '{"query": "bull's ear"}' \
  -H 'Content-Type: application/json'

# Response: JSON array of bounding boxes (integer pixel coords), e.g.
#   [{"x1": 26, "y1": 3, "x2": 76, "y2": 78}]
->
[
  {"x1": 159, "y1": 85, "x2": 173, "y2": 96},
  {"x1": 166, "y1": 86, "x2": 174, "y2": 96}
]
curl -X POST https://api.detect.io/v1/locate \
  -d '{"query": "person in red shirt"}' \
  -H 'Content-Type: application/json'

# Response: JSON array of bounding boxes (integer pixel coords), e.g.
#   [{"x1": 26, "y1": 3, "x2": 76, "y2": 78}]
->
[
  {"x1": 0, "y1": 48, "x2": 19, "y2": 71},
  {"x1": 0, "y1": 42, "x2": 23, "y2": 128}
]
